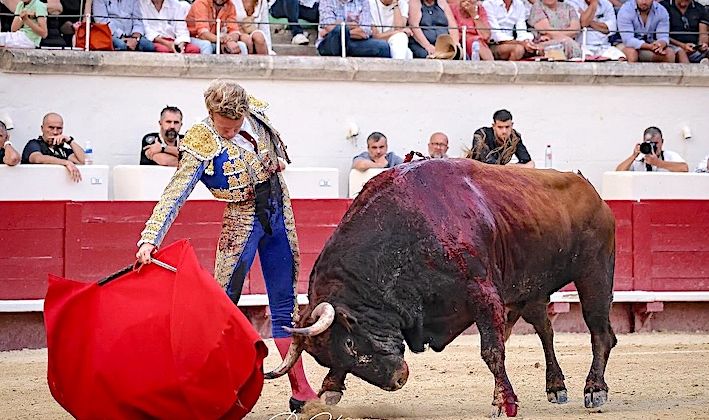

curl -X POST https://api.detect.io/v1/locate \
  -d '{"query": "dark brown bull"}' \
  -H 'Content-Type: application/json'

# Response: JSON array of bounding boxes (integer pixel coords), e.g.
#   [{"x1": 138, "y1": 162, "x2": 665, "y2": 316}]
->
[{"x1": 267, "y1": 159, "x2": 617, "y2": 417}]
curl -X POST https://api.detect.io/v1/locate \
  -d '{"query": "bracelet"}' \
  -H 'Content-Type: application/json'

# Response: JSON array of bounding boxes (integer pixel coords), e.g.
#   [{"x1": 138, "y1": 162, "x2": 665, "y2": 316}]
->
[
  {"x1": 161, "y1": 144, "x2": 166, "y2": 153},
  {"x1": 3, "y1": 140, "x2": 12, "y2": 148},
  {"x1": 66, "y1": 136, "x2": 74, "y2": 145}
]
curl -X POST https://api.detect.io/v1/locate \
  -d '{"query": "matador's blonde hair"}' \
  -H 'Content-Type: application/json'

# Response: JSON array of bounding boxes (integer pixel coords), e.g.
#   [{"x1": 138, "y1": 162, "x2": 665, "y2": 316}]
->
[{"x1": 204, "y1": 80, "x2": 250, "y2": 120}]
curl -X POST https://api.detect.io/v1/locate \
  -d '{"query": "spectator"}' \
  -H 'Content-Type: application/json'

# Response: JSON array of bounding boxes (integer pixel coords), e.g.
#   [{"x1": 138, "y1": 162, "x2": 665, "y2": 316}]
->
[
  {"x1": 660, "y1": 0, "x2": 709, "y2": 63},
  {"x1": 466, "y1": 109, "x2": 535, "y2": 167},
  {"x1": 56, "y1": 0, "x2": 87, "y2": 45},
  {"x1": 450, "y1": 0, "x2": 493, "y2": 60},
  {"x1": 140, "y1": 106, "x2": 184, "y2": 166},
  {"x1": 0, "y1": 120, "x2": 20, "y2": 166},
  {"x1": 93, "y1": 0, "x2": 155, "y2": 51},
  {"x1": 21, "y1": 113, "x2": 86, "y2": 182},
  {"x1": 617, "y1": 0, "x2": 676, "y2": 62},
  {"x1": 352, "y1": 132, "x2": 403, "y2": 170},
  {"x1": 233, "y1": 0, "x2": 273, "y2": 54},
  {"x1": 428, "y1": 132, "x2": 449, "y2": 158},
  {"x1": 0, "y1": 0, "x2": 47, "y2": 49},
  {"x1": 483, "y1": 0, "x2": 540, "y2": 60},
  {"x1": 615, "y1": 127, "x2": 689, "y2": 172},
  {"x1": 566, "y1": 0, "x2": 626, "y2": 60},
  {"x1": 528, "y1": 0, "x2": 583, "y2": 60},
  {"x1": 369, "y1": 0, "x2": 414, "y2": 59},
  {"x1": 270, "y1": 0, "x2": 319, "y2": 45},
  {"x1": 408, "y1": 0, "x2": 458, "y2": 58},
  {"x1": 317, "y1": 0, "x2": 391, "y2": 57},
  {"x1": 187, "y1": 0, "x2": 247, "y2": 54},
  {"x1": 140, "y1": 0, "x2": 201, "y2": 53},
  {"x1": 696, "y1": 153, "x2": 708, "y2": 172}
]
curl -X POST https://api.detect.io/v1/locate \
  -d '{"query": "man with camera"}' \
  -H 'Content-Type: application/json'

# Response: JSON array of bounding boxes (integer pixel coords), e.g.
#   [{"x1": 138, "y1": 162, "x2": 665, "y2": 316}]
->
[
  {"x1": 21, "y1": 113, "x2": 87, "y2": 182},
  {"x1": 615, "y1": 126, "x2": 688, "y2": 172},
  {"x1": 140, "y1": 106, "x2": 184, "y2": 167}
]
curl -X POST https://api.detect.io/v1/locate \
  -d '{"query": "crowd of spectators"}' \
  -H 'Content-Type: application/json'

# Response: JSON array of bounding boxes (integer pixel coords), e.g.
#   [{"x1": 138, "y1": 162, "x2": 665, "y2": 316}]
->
[{"x1": 1, "y1": 0, "x2": 707, "y2": 61}]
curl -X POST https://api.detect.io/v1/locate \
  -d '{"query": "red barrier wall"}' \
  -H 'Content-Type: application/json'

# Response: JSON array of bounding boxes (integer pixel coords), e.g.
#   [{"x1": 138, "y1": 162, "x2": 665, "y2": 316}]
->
[{"x1": 0, "y1": 199, "x2": 707, "y2": 299}]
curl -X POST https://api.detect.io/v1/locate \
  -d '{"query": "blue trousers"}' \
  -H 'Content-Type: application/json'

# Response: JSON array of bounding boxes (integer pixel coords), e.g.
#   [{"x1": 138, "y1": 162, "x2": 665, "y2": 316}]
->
[
  {"x1": 224, "y1": 197, "x2": 295, "y2": 338},
  {"x1": 270, "y1": 0, "x2": 319, "y2": 36},
  {"x1": 112, "y1": 36, "x2": 155, "y2": 52},
  {"x1": 317, "y1": 25, "x2": 391, "y2": 58}
]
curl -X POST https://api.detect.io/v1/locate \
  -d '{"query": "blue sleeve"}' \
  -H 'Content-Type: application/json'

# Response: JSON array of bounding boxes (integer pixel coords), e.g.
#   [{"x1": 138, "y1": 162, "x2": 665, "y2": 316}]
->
[
  {"x1": 389, "y1": 153, "x2": 404, "y2": 166},
  {"x1": 656, "y1": 6, "x2": 670, "y2": 43},
  {"x1": 617, "y1": 5, "x2": 643, "y2": 49},
  {"x1": 21, "y1": 139, "x2": 43, "y2": 164},
  {"x1": 92, "y1": 0, "x2": 110, "y2": 24}
]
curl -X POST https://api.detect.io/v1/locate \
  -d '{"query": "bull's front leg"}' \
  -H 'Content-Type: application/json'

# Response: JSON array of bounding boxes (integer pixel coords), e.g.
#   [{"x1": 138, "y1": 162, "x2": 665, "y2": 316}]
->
[
  {"x1": 474, "y1": 284, "x2": 519, "y2": 417},
  {"x1": 319, "y1": 369, "x2": 347, "y2": 405}
]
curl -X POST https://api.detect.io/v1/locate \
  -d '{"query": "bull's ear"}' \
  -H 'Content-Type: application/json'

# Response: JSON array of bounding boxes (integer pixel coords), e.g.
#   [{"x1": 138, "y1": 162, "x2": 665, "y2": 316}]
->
[{"x1": 336, "y1": 306, "x2": 358, "y2": 333}]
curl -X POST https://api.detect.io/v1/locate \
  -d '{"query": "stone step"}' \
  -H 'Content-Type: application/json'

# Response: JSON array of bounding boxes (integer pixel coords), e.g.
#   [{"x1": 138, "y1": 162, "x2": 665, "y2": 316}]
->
[{"x1": 272, "y1": 43, "x2": 318, "y2": 56}]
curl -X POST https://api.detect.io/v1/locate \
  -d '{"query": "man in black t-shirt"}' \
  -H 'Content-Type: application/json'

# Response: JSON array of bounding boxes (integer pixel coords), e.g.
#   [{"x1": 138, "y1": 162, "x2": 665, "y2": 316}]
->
[
  {"x1": 660, "y1": 0, "x2": 709, "y2": 63},
  {"x1": 467, "y1": 109, "x2": 535, "y2": 167},
  {"x1": 0, "y1": 120, "x2": 20, "y2": 166},
  {"x1": 22, "y1": 113, "x2": 86, "y2": 182},
  {"x1": 140, "y1": 106, "x2": 184, "y2": 166}
]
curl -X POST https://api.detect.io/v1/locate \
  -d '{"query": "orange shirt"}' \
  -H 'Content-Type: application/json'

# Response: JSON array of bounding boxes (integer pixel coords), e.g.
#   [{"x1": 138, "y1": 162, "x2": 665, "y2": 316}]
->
[{"x1": 186, "y1": 0, "x2": 241, "y2": 37}]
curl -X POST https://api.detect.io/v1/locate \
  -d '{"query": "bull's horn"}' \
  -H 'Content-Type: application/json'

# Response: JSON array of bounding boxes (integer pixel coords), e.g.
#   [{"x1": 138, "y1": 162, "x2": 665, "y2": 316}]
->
[
  {"x1": 285, "y1": 302, "x2": 335, "y2": 336},
  {"x1": 264, "y1": 338, "x2": 303, "y2": 379}
]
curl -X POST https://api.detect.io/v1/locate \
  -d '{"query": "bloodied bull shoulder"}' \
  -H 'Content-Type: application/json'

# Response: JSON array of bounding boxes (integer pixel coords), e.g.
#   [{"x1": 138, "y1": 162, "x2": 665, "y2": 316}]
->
[{"x1": 266, "y1": 159, "x2": 617, "y2": 417}]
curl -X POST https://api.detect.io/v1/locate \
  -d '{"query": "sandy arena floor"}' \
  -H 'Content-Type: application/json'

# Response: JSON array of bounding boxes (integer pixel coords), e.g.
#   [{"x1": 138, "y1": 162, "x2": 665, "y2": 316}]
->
[{"x1": 1, "y1": 333, "x2": 708, "y2": 419}]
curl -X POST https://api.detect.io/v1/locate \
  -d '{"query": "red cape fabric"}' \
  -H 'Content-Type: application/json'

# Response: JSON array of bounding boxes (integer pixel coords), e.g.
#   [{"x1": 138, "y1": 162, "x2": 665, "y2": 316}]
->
[{"x1": 44, "y1": 240, "x2": 268, "y2": 419}]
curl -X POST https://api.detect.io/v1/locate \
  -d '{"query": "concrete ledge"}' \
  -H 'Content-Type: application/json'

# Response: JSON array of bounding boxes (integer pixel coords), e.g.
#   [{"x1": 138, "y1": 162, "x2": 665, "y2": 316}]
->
[{"x1": 3, "y1": 49, "x2": 709, "y2": 86}]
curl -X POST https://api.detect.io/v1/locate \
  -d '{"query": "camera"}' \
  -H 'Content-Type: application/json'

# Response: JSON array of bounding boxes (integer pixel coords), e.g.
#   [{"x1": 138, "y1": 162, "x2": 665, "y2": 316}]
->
[{"x1": 639, "y1": 141, "x2": 658, "y2": 155}]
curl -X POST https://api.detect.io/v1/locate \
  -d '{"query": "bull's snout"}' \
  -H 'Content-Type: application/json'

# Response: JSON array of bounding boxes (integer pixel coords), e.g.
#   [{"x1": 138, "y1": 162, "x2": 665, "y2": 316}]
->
[{"x1": 384, "y1": 361, "x2": 409, "y2": 391}]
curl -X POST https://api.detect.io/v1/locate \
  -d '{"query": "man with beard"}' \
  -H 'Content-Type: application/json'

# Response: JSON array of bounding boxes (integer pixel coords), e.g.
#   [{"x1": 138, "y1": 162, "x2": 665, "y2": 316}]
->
[
  {"x1": 466, "y1": 109, "x2": 535, "y2": 167},
  {"x1": 617, "y1": 0, "x2": 676, "y2": 62},
  {"x1": 427, "y1": 132, "x2": 449, "y2": 158},
  {"x1": 140, "y1": 106, "x2": 184, "y2": 166}
]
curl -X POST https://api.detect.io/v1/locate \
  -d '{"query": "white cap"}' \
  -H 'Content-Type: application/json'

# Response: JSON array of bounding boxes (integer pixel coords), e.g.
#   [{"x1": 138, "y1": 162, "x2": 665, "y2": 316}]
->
[{"x1": 0, "y1": 112, "x2": 14, "y2": 130}]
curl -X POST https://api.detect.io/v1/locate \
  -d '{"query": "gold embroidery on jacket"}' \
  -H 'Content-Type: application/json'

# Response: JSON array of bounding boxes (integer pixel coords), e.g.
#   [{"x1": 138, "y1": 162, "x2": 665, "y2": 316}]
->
[{"x1": 179, "y1": 123, "x2": 222, "y2": 161}]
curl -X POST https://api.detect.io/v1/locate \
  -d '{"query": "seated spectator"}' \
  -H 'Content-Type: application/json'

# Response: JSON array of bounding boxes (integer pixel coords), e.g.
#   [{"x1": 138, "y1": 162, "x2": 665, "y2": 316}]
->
[
  {"x1": 317, "y1": 0, "x2": 391, "y2": 57},
  {"x1": 0, "y1": 120, "x2": 20, "y2": 166},
  {"x1": 0, "y1": 0, "x2": 47, "y2": 49},
  {"x1": 528, "y1": 0, "x2": 583, "y2": 60},
  {"x1": 466, "y1": 109, "x2": 535, "y2": 167},
  {"x1": 408, "y1": 0, "x2": 458, "y2": 58},
  {"x1": 233, "y1": 0, "x2": 272, "y2": 54},
  {"x1": 352, "y1": 132, "x2": 403, "y2": 170},
  {"x1": 696, "y1": 153, "x2": 709, "y2": 172},
  {"x1": 483, "y1": 0, "x2": 540, "y2": 60},
  {"x1": 369, "y1": 0, "x2": 414, "y2": 59},
  {"x1": 21, "y1": 113, "x2": 86, "y2": 182},
  {"x1": 270, "y1": 0, "x2": 319, "y2": 45},
  {"x1": 660, "y1": 0, "x2": 709, "y2": 63},
  {"x1": 617, "y1": 0, "x2": 676, "y2": 62},
  {"x1": 428, "y1": 132, "x2": 449, "y2": 158},
  {"x1": 140, "y1": 0, "x2": 201, "y2": 53},
  {"x1": 450, "y1": 0, "x2": 493, "y2": 60},
  {"x1": 615, "y1": 126, "x2": 688, "y2": 172},
  {"x1": 140, "y1": 106, "x2": 184, "y2": 166},
  {"x1": 566, "y1": 0, "x2": 626, "y2": 60},
  {"x1": 56, "y1": 0, "x2": 87, "y2": 45},
  {"x1": 187, "y1": 0, "x2": 247, "y2": 54},
  {"x1": 93, "y1": 0, "x2": 155, "y2": 51}
]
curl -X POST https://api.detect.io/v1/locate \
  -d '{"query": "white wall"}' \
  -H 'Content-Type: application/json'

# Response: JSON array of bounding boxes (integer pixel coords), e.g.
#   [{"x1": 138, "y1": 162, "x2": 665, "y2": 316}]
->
[{"x1": 2, "y1": 73, "x2": 707, "y2": 196}]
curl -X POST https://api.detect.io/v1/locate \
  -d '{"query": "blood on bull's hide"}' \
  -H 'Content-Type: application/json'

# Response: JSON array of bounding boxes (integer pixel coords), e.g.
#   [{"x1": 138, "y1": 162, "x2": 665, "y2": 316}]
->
[{"x1": 266, "y1": 159, "x2": 617, "y2": 417}]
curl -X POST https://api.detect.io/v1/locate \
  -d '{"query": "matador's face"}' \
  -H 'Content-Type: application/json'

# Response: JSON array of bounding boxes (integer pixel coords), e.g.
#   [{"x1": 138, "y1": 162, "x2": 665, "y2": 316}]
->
[{"x1": 210, "y1": 112, "x2": 245, "y2": 140}]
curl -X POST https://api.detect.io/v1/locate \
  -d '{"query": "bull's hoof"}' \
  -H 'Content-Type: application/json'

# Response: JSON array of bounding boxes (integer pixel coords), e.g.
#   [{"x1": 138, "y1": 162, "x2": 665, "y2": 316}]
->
[
  {"x1": 320, "y1": 390, "x2": 343, "y2": 405},
  {"x1": 584, "y1": 390, "x2": 608, "y2": 408},
  {"x1": 490, "y1": 402, "x2": 518, "y2": 417},
  {"x1": 547, "y1": 389, "x2": 568, "y2": 404}
]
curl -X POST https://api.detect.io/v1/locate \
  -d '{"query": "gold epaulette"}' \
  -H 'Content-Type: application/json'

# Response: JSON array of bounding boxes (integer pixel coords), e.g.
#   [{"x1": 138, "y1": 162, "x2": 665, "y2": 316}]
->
[{"x1": 179, "y1": 123, "x2": 222, "y2": 161}]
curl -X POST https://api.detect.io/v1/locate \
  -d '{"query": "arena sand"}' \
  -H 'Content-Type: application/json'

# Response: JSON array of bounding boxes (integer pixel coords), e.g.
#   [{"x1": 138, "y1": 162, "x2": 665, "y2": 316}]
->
[{"x1": 1, "y1": 333, "x2": 708, "y2": 419}]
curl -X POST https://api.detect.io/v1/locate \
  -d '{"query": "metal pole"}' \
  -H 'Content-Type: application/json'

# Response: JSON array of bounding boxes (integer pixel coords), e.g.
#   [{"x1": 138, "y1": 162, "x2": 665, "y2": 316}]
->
[
  {"x1": 216, "y1": 18, "x2": 221, "y2": 55},
  {"x1": 581, "y1": 27, "x2": 587, "y2": 62},
  {"x1": 340, "y1": 21, "x2": 346, "y2": 58},
  {"x1": 461, "y1": 26, "x2": 467, "y2": 61},
  {"x1": 84, "y1": 13, "x2": 91, "y2": 51}
]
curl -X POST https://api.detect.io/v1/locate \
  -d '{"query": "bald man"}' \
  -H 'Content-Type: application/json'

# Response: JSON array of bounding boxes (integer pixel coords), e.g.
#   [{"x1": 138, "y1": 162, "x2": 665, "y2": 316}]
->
[
  {"x1": 21, "y1": 113, "x2": 86, "y2": 182},
  {"x1": 428, "y1": 132, "x2": 449, "y2": 158}
]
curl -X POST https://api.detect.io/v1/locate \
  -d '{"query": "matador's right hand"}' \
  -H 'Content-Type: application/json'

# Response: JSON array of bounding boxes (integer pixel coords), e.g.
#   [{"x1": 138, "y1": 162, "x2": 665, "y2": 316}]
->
[{"x1": 136, "y1": 243, "x2": 156, "y2": 265}]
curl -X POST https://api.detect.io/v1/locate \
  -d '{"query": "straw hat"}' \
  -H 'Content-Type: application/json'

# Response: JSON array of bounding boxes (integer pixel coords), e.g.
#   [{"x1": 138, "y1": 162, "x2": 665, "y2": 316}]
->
[{"x1": 430, "y1": 34, "x2": 463, "y2": 60}]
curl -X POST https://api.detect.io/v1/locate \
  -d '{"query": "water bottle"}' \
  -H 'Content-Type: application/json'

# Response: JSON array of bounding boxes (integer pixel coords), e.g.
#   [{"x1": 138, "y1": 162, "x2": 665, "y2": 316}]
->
[
  {"x1": 84, "y1": 141, "x2": 93, "y2": 165},
  {"x1": 472, "y1": 40, "x2": 480, "y2": 61},
  {"x1": 544, "y1": 144, "x2": 552, "y2": 169}
]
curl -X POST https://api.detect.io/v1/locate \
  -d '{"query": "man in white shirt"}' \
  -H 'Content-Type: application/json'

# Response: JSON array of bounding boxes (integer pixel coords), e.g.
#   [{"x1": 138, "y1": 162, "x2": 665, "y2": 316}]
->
[
  {"x1": 615, "y1": 126, "x2": 689, "y2": 172},
  {"x1": 482, "y1": 0, "x2": 540, "y2": 60},
  {"x1": 140, "y1": 0, "x2": 200, "y2": 53},
  {"x1": 369, "y1": 0, "x2": 413, "y2": 59},
  {"x1": 565, "y1": 0, "x2": 625, "y2": 59}
]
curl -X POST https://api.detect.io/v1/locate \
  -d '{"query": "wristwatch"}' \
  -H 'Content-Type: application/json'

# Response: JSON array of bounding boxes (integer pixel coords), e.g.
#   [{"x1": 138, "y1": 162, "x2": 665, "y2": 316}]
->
[
  {"x1": 160, "y1": 144, "x2": 166, "y2": 153},
  {"x1": 3, "y1": 140, "x2": 12, "y2": 148},
  {"x1": 66, "y1": 136, "x2": 74, "y2": 145}
]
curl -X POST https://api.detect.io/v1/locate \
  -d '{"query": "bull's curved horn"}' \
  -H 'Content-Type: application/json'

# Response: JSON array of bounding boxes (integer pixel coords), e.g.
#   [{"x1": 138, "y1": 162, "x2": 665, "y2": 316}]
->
[
  {"x1": 284, "y1": 302, "x2": 335, "y2": 336},
  {"x1": 264, "y1": 338, "x2": 303, "y2": 379}
]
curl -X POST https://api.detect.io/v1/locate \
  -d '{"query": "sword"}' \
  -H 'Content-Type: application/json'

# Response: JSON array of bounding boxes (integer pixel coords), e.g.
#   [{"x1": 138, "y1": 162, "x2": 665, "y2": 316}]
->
[{"x1": 97, "y1": 258, "x2": 177, "y2": 286}]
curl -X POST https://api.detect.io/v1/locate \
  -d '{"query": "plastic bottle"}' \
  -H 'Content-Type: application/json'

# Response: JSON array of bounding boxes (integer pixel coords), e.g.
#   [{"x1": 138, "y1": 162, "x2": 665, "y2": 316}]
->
[
  {"x1": 472, "y1": 40, "x2": 480, "y2": 61},
  {"x1": 544, "y1": 144, "x2": 552, "y2": 169},
  {"x1": 84, "y1": 141, "x2": 93, "y2": 165}
]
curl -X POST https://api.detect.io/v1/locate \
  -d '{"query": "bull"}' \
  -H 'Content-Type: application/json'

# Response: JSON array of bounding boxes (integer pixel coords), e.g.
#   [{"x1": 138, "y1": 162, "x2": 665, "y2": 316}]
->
[{"x1": 266, "y1": 159, "x2": 617, "y2": 417}]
